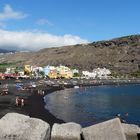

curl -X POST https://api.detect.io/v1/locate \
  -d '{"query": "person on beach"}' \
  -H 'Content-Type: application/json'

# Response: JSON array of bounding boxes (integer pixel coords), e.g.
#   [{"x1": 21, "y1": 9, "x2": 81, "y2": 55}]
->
[
  {"x1": 16, "y1": 96, "x2": 19, "y2": 106},
  {"x1": 42, "y1": 90, "x2": 44, "y2": 95},
  {"x1": 21, "y1": 98, "x2": 25, "y2": 107},
  {"x1": 38, "y1": 89, "x2": 40, "y2": 95},
  {"x1": 124, "y1": 112, "x2": 129, "y2": 123},
  {"x1": 125, "y1": 112, "x2": 129, "y2": 117},
  {"x1": 116, "y1": 113, "x2": 126, "y2": 123}
]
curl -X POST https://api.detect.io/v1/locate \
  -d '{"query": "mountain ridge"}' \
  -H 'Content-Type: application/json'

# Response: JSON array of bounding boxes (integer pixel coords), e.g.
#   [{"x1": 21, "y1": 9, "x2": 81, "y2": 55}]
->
[
  {"x1": 0, "y1": 48, "x2": 16, "y2": 53},
  {"x1": 0, "y1": 34, "x2": 140, "y2": 76}
]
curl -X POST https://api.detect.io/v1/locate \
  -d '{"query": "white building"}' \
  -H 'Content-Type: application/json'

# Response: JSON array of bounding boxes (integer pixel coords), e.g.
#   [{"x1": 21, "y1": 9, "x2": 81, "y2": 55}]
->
[{"x1": 82, "y1": 68, "x2": 111, "y2": 79}]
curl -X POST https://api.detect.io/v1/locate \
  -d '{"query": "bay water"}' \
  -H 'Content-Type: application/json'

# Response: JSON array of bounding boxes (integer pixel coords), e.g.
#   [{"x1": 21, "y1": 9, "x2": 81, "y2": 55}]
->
[{"x1": 44, "y1": 84, "x2": 140, "y2": 127}]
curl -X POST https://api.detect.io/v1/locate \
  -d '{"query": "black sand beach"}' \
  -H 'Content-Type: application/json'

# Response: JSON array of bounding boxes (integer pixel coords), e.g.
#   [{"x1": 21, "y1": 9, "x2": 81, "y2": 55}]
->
[
  {"x1": 23, "y1": 86, "x2": 65, "y2": 126},
  {"x1": 0, "y1": 79, "x2": 66, "y2": 127},
  {"x1": 0, "y1": 78, "x2": 140, "y2": 127}
]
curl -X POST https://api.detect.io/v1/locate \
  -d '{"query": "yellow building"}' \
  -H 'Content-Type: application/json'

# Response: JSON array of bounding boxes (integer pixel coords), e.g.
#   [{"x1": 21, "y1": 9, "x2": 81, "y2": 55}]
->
[
  {"x1": 57, "y1": 65, "x2": 73, "y2": 79},
  {"x1": 24, "y1": 65, "x2": 32, "y2": 75},
  {"x1": 48, "y1": 70, "x2": 58, "y2": 79}
]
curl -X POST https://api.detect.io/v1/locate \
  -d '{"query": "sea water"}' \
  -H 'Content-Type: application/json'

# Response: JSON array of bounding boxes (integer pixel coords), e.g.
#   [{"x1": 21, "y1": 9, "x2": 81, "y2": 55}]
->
[{"x1": 44, "y1": 84, "x2": 140, "y2": 127}]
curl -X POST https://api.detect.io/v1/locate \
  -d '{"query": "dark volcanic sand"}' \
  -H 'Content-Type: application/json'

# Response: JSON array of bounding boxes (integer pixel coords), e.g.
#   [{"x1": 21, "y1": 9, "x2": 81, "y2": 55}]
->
[
  {"x1": 0, "y1": 79, "x2": 65, "y2": 127},
  {"x1": 23, "y1": 86, "x2": 65, "y2": 126}
]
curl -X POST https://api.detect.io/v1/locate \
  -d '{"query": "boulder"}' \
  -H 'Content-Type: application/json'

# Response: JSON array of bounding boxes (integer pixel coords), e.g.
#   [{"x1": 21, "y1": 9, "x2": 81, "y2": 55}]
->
[
  {"x1": 122, "y1": 123, "x2": 140, "y2": 140},
  {"x1": 82, "y1": 118, "x2": 126, "y2": 140},
  {"x1": 51, "y1": 122, "x2": 82, "y2": 140},
  {"x1": 0, "y1": 113, "x2": 50, "y2": 140}
]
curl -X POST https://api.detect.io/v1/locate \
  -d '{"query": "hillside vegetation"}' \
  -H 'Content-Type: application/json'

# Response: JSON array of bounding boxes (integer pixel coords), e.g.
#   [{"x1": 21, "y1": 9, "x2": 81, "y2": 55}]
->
[{"x1": 0, "y1": 35, "x2": 140, "y2": 76}]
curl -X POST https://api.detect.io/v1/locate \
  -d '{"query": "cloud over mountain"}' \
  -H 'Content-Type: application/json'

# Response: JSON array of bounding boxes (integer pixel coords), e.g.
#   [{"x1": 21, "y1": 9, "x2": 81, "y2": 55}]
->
[{"x1": 0, "y1": 29, "x2": 89, "y2": 51}]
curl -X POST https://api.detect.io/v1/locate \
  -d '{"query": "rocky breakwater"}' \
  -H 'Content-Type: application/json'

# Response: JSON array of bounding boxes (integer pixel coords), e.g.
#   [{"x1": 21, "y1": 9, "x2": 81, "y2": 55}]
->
[
  {"x1": 0, "y1": 113, "x2": 140, "y2": 140},
  {"x1": 0, "y1": 113, "x2": 50, "y2": 140}
]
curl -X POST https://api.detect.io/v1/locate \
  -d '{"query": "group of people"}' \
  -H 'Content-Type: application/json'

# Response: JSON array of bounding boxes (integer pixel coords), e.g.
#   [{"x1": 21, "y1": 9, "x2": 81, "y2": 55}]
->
[
  {"x1": 0, "y1": 84, "x2": 8, "y2": 96},
  {"x1": 37, "y1": 89, "x2": 45, "y2": 95},
  {"x1": 0, "y1": 89, "x2": 8, "y2": 96},
  {"x1": 15, "y1": 96, "x2": 25, "y2": 107},
  {"x1": 116, "y1": 113, "x2": 129, "y2": 123}
]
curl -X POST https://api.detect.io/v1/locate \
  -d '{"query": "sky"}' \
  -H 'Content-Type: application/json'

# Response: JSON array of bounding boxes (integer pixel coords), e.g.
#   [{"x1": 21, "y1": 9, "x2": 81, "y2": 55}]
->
[{"x1": 0, "y1": 0, "x2": 140, "y2": 51}]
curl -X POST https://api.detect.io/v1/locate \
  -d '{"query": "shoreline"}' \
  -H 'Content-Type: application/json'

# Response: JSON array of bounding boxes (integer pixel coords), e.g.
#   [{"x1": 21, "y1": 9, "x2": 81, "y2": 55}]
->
[
  {"x1": 23, "y1": 86, "x2": 66, "y2": 127},
  {"x1": 0, "y1": 78, "x2": 140, "y2": 127}
]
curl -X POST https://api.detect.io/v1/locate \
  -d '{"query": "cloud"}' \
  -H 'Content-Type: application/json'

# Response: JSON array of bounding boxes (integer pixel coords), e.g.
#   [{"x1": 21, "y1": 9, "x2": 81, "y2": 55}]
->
[
  {"x1": 0, "y1": 4, "x2": 28, "y2": 20},
  {"x1": 0, "y1": 29, "x2": 89, "y2": 51},
  {"x1": 37, "y1": 19, "x2": 53, "y2": 26}
]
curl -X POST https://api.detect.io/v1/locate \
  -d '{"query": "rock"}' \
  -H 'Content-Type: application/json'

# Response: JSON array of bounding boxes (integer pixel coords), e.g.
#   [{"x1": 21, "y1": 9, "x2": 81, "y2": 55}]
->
[
  {"x1": 82, "y1": 118, "x2": 126, "y2": 140},
  {"x1": 51, "y1": 122, "x2": 82, "y2": 140},
  {"x1": 122, "y1": 123, "x2": 140, "y2": 140},
  {"x1": 0, "y1": 113, "x2": 50, "y2": 140}
]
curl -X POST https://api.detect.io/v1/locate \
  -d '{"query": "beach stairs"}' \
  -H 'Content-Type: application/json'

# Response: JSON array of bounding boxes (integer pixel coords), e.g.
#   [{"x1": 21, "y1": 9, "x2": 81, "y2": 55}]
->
[{"x1": 0, "y1": 113, "x2": 139, "y2": 140}]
